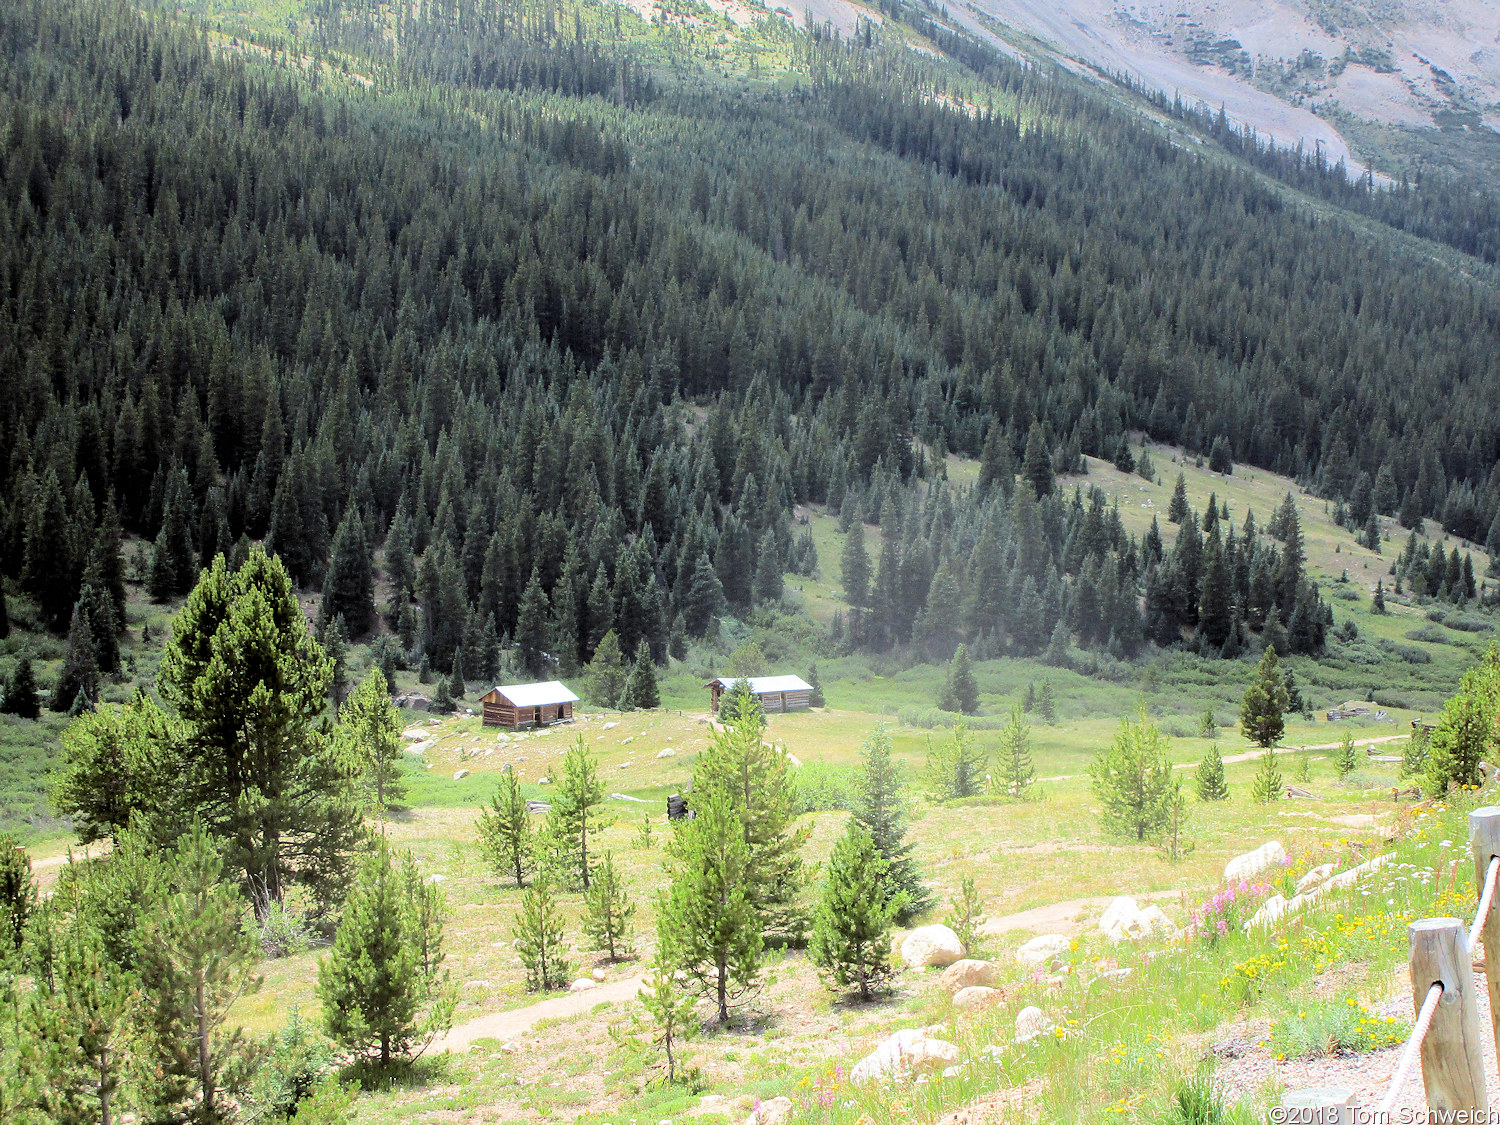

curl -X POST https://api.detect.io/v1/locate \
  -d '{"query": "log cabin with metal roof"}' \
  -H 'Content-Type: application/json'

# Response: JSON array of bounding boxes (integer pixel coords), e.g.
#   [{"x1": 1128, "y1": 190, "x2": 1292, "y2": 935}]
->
[
  {"x1": 704, "y1": 675, "x2": 813, "y2": 714},
  {"x1": 479, "y1": 681, "x2": 580, "y2": 729}
]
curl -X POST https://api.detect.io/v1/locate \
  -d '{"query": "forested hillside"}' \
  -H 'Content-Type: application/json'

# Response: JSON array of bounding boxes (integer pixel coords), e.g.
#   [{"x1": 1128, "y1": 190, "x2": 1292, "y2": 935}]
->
[{"x1": 1, "y1": 0, "x2": 1499, "y2": 690}]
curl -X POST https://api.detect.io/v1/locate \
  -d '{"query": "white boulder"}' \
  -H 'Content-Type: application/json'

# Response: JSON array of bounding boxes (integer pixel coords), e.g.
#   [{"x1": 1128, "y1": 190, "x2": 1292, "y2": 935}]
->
[
  {"x1": 849, "y1": 1029, "x2": 959, "y2": 1085},
  {"x1": 569, "y1": 978, "x2": 598, "y2": 993},
  {"x1": 940, "y1": 959, "x2": 997, "y2": 994},
  {"x1": 1098, "y1": 897, "x2": 1177, "y2": 942},
  {"x1": 656, "y1": 748, "x2": 677, "y2": 759},
  {"x1": 1015, "y1": 934, "x2": 1068, "y2": 966},
  {"x1": 1014, "y1": 1006, "x2": 1055, "y2": 1043},
  {"x1": 745, "y1": 1096, "x2": 794, "y2": 1125},
  {"x1": 900, "y1": 925, "x2": 966, "y2": 968},
  {"x1": 602, "y1": 722, "x2": 618, "y2": 730},
  {"x1": 401, "y1": 729, "x2": 429, "y2": 741},
  {"x1": 453, "y1": 769, "x2": 470, "y2": 780},
  {"x1": 1223, "y1": 841, "x2": 1288, "y2": 883},
  {"x1": 952, "y1": 986, "x2": 1003, "y2": 1010}
]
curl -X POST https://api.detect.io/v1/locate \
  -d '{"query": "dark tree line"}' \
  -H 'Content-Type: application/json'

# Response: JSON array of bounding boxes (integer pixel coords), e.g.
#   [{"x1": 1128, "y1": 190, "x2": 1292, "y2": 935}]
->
[{"x1": 0, "y1": 0, "x2": 1495, "y2": 682}]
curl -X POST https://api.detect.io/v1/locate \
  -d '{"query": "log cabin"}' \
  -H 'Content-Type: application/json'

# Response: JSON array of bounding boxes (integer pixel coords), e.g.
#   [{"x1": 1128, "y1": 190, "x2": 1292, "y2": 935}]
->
[
  {"x1": 480, "y1": 681, "x2": 579, "y2": 729},
  {"x1": 704, "y1": 675, "x2": 813, "y2": 714}
]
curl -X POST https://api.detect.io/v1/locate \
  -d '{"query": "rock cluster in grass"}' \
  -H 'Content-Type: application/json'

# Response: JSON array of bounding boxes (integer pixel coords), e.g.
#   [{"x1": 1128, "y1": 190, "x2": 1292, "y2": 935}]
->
[{"x1": 1097, "y1": 897, "x2": 1177, "y2": 942}]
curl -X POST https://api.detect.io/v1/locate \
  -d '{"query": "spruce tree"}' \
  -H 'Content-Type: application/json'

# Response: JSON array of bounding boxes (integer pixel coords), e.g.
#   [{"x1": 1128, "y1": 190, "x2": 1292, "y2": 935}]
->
[
  {"x1": 23, "y1": 470, "x2": 78, "y2": 630},
  {"x1": 477, "y1": 771, "x2": 534, "y2": 887},
  {"x1": 1038, "y1": 680, "x2": 1057, "y2": 724},
  {"x1": 516, "y1": 567, "x2": 551, "y2": 678},
  {"x1": 1195, "y1": 743, "x2": 1228, "y2": 801},
  {"x1": 52, "y1": 604, "x2": 101, "y2": 713},
  {"x1": 582, "y1": 629, "x2": 626, "y2": 708},
  {"x1": 1088, "y1": 711, "x2": 1173, "y2": 841},
  {"x1": 1169, "y1": 472, "x2": 1190, "y2": 523},
  {"x1": 622, "y1": 639, "x2": 659, "y2": 710},
  {"x1": 1372, "y1": 579, "x2": 1387, "y2": 614},
  {"x1": 996, "y1": 702, "x2": 1035, "y2": 799},
  {"x1": 926, "y1": 722, "x2": 987, "y2": 801},
  {"x1": 514, "y1": 877, "x2": 572, "y2": 991},
  {"x1": 539, "y1": 737, "x2": 605, "y2": 890},
  {"x1": 76, "y1": 583, "x2": 119, "y2": 675},
  {"x1": 582, "y1": 852, "x2": 635, "y2": 962},
  {"x1": 147, "y1": 468, "x2": 198, "y2": 602},
  {"x1": 1158, "y1": 777, "x2": 1193, "y2": 861},
  {"x1": 660, "y1": 788, "x2": 762, "y2": 1025},
  {"x1": 0, "y1": 835, "x2": 33, "y2": 952},
  {"x1": 1, "y1": 656, "x2": 40, "y2": 720},
  {"x1": 809, "y1": 822, "x2": 899, "y2": 1001},
  {"x1": 1251, "y1": 747, "x2": 1284, "y2": 804},
  {"x1": 1427, "y1": 671, "x2": 1493, "y2": 794},
  {"x1": 319, "y1": 844, "x2": 452, "y2": 1064},
  {"x1": 839, "y1": 526, "x2": 870, "y2": 608},
  {"x1": 806, "y1": 663, "x2": 826, "y2": 708},
  {"x1": 322, "y1": 509, "x2": 375, "y2": 637},
  {"x1": 750, "y1": 527, "x2": 783, "y2": 605},
  {"x1": 851, "y1": 725, "x2": 929, "y2": 923},
  {"x1": 1239, "y1": 646, "x2": 1289, "y2": 748},
  {"x1": 335, "y1": 668, "x2": 407, "y2": 816},
  {"x1": 1022, "y1": 423, "x2": 1054, "y2": 497},
  {"x1": 939, "y1": 644, "x2": 978, "y2": 714}
]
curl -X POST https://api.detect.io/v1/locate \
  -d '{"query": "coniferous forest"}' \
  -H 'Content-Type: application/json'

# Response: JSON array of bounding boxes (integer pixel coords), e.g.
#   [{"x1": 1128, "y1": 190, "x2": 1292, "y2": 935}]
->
[{"x1": 1, "y1": 0, "x2": 1499, "y2": 677}]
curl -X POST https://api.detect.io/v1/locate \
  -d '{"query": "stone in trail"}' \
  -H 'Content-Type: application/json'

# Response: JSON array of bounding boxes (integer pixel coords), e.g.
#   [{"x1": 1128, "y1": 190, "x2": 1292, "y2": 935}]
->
[{"x1": 1015, "y1": 934, "x2": 1068, "y2": 966}]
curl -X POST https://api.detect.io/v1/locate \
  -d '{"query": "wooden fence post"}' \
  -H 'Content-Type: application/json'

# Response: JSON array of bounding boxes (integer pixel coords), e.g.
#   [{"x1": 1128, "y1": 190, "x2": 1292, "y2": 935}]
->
[
  {"x1": 1469, "y1": 806, "x2": 1500, "y2": 1066},
  {"x1": 1408, "y1": 917, "x2": 1487, "y2": 1117}
]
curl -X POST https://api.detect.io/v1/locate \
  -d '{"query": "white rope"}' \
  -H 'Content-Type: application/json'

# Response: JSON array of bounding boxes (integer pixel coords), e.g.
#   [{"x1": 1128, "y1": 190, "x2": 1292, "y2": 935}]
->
[
  {"x1": 1379, "y1": 982, "x2": 1444, "y2": 1115},
  {"x1": 1469, "y1": 855, "x2": 1500, "y2": 953}
]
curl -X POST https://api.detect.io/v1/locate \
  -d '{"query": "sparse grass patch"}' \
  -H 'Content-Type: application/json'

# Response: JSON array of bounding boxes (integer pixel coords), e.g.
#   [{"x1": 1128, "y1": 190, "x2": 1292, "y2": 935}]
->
[{"x1": 1267, "y1": 997, "x2": 1408, "y2": 1059}]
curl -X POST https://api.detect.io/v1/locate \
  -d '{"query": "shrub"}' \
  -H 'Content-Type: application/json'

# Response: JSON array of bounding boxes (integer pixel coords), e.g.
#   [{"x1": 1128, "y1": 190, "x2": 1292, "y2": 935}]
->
[
  {"x1": 256, "y1": 898, "x2": 314, "y2": 959},
  {"x1": 1268, "y1": 998, "x2": 1408, "y2": 1059},
  {"x1": 1404, "y1": 625, "x2": 1449, "y2": 644},
  {"x1": 1163, "y1": 1072, "x2": 1254, "y2": 1125},
  {"x1": 1445, "y1": 615, "x2": 1492, "y2": 633},
  {"x1": 794, "y1": 761, "x2": 857, "y2": 814},
  {"x1": 246, "y1": 1009, "x2": 337, "y2": 1121}
]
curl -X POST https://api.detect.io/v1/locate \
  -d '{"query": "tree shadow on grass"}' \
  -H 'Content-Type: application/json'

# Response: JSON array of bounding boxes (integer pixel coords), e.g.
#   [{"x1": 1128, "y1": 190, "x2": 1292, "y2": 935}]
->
[{"x1": 341, "y1": 1051, "x2": 454, "y2": 1092}]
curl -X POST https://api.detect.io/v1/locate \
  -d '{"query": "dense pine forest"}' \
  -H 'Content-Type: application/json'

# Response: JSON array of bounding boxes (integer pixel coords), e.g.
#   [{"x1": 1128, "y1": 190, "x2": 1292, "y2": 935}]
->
[{"x1": 2, "y1": 0, "x2": 1500, "y2": 694}]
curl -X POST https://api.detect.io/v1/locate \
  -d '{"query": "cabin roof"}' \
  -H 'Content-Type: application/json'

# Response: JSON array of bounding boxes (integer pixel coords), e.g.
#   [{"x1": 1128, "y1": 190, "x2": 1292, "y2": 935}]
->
[
  {"x1": 488, "y1": 681, "x2": 580, "y2": 707},
  {"x1": 705, "y1": 675, "x2": 812, "y2": 694}
]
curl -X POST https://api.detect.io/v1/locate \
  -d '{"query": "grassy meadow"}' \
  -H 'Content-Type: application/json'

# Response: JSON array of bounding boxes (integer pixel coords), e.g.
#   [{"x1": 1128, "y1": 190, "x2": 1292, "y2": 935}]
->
[{"x1": 7, "y1": 443, "x2": 1500, "y2": 1123}]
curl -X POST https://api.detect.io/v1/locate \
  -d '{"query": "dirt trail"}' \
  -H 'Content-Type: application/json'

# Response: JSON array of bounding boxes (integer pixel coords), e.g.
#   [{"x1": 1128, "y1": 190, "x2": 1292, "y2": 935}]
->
[
  {"x1": 432, "y1": 977, "x2": 648, "y2": 1053},
  {"x1": 976, "y1": 888, "x2": 1182, "y2": 938},
  {"x1": 1040, "y1": 734, "x2": 1408, "y2": 782}
]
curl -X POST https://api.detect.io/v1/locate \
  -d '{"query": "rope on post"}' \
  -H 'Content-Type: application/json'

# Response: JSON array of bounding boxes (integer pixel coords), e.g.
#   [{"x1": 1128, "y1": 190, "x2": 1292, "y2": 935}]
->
[
  {"x1": 1468, "y1": 854, "x2": 1499, "y2": 954},
  {"x1": 1378, "y1": 981, "x2": 1444, "y2": 1115}
]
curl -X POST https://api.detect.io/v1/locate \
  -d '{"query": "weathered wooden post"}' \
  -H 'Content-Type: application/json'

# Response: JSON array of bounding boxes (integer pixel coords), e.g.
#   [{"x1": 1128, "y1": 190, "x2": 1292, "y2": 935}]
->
[
  {"x1": 1469, "y1": 806, "x2": 1500, "y2": 1063},
  {"x1": 1408, "y1": 918, "x2": 1487, "y2": 1116}
]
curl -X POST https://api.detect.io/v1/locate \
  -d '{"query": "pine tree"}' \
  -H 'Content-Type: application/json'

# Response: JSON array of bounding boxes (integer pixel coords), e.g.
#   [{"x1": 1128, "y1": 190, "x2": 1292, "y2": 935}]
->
[
  {"x1": 622, "y1": 639, "x2": 660, "y2": 710},
  {"x1": 926, "y1": 722, "x2": 987, "y2": 800},
  {"x1": 21, "y1": 920, "x2": 136, "y2": 1125},
  {"x1": 1239, "y1": 646, "x2": 1289, "y2": 747},
  {"x1": 1251, "y1": 747, "x2": 1284, "y2": 804},
  {"x1": 692, "y1": 707, "x2": 808, "y2": 941},
  {"x1": 750, "y1": 527, "x2": 783, "y2": 605},
  {"x1": 477, "y1": 771, "x2": 534, "y2": 887},
  {"x1": 513, "y1": 877, "x2": 572, "y2": 992},
  {"x1": 806, "y1": 663, "x2": 826, "y2": 708},
  {"x1": 582, "y1": 852, "x2": 634, "y2": 962},
  {"x1": 157, "y1": 547, "x2": 358, "y2": 913},
  {"x1": 135, "y1": 823, "x2": 261, "y2": 1119},
  {"x1": 539, "y1": 737, "x2": 605, "y2": 890},
  {"x1": 660, "y1": 788, "x2": 762, "y2": 1025},
  {"x1": 1362, "y1": 510, "x2": 1381, "y2": 554},
  {"x1": 1427, "y1": 670, "x2": 1493, "y2": 793},
  {"x1": 851, "y1": 725, "x2": 929, "y2": 923},
  {"x1": 322, "y1": 509, "x2": 375, "y2": 637},
  {"x1": 1335, "y1": 732, "x2": 1359, "y2": 779},
  {"x1": 1195, "y1": 743, "x2": 1229, "y2": 801},
  {"x1": 52, "y1": 604, "x2": 100, "y2": 713},
  {"x1": 76, "y1": 583, "x2": 119, "y2": 675},
  {"x1": 1158, "y1": 777, "x2": 1193, "y2": 861},
  {"x1": 24, "y1": 470, "x2": 78, "y2": 630},
  {"x1": 1, "y1": 656, "x2": 40, "y2": 720},
  {"x1": 320, "y1": 844, "x2": 453, "y2": 1064},
  {"x1": 1372, "y1": 579, "x2": 1387, "y2": 614},
  {"x1": 808, "y1": 822, "x2": 899, "y2": 1001},
  {"x1": 147, "y1": 468, "x2": 198, "y2": 602},
  {"x1": 636, "y1": 926, "x2": 698, "y2": 1085},
  {"x1": 0, "y1": 835, "x2": 33, "y2": 952},
  {"x1": 996, "y1": 702, "x2": 1035, "y2": 799},
  {"x1": 335, "y1": 668, "x2": 407, "y2": 816},
  {"x1": 516, "y1": 567, "x2": 551, "y2": 678},
  {"x1": 977, "y1": 423, "x2": 1015, "y2": 495},
  {"x1": 938, "y1": 644, "x2": 978, "y2": 714},
  {"x1": 1089, "y1": 711, "x2": 1173, "y2": 841},
  {"x1": 1169, "y1": 472, "x2": 1190, "y2": 523}
]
